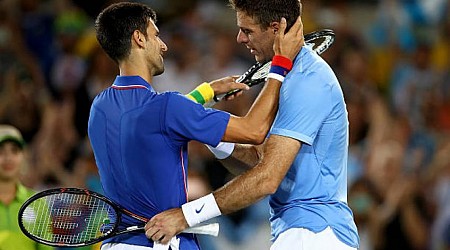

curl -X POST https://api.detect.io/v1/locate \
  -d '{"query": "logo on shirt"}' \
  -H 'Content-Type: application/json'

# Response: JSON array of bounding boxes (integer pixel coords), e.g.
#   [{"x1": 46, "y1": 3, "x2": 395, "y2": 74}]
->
[{"x1": 195, "y1": 204, "x2": 205, "y2": 214}]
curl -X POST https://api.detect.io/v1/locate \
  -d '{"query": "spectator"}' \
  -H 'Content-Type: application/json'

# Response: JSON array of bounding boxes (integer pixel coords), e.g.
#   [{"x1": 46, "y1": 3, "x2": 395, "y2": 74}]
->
[{"x1": 0, "y1": 125, "x2": 53, "y2": 250}]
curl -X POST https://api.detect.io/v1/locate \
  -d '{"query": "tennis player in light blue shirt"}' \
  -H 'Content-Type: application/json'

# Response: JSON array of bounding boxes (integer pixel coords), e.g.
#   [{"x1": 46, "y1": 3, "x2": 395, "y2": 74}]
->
[
  {"x1": 203, "y1": 44, "x2": 360, "y2": 249},
  {"x1": 146, "y1": 0, "x2": 359, "y2": 248},
  {"x1": 268, "y1": 44, "x2": 359, "y2": 248}
]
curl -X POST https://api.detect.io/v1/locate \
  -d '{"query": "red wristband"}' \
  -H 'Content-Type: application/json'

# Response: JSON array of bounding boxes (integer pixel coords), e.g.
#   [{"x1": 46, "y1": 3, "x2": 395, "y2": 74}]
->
[{"x1": 271, "y1": 55, "x2": 293, "y2": 71}]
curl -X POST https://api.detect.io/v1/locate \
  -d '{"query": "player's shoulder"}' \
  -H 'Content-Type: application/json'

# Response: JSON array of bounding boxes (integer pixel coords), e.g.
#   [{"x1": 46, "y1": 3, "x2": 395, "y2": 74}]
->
[
  {"x1": 161, "y1": 91, "x2": 194, "y2": 104},
  {"x1": 294, "y1": 46, "x2": 325, "y2": 70},
  {"x1": 292, "y1": 47, "x2": 338, "y2": 87},
  {"x1": 161, "y1": 91, "x2": 206, "y2": 113}
]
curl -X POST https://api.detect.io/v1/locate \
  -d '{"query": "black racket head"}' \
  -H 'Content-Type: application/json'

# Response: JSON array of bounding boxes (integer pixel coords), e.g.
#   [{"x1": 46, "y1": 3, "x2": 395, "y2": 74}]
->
[
  {"x1": 236, "y1": 62, "x2": 264, "y2": 84},
  {"x1": 223, "y1": 61, "x2": 270, "y2": 97},
  {"x1": 304, "y1": 29, "x2": 335, "y2": 55},
  {"x1": 18, "y1": 188, "x2": 121, "y2": 247}
]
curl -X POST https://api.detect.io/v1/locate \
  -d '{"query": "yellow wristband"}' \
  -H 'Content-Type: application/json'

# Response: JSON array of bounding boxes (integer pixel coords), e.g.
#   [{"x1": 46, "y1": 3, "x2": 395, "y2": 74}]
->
[{"x1": 186, "y1": 82, "x2": 214, "y2": 105}]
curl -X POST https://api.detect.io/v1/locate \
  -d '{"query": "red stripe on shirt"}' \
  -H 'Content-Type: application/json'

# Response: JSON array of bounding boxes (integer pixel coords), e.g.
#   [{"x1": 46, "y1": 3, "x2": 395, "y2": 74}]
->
[
  {"x1": 180, "y1": 147, "x2": 189, "y2": 201},
  {"x1": 111, "y1": 85, "x2": 148, "y2": 90}
]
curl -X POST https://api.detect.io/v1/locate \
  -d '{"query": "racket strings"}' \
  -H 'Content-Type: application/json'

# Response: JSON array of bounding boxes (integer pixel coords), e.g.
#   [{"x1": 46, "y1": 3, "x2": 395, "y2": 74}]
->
[
  {"x1": 310, "y1": 36, "x2": 334, "y2": 55},
  {"x1": 251, "y1": 62, "x2": 271, "y2": 81},
  {"x1": 242, "y1": 33, "x2": 334, "y2": 87},
  {"x1": 21, "y1": 193, "x2": 117, "y2": 245}
]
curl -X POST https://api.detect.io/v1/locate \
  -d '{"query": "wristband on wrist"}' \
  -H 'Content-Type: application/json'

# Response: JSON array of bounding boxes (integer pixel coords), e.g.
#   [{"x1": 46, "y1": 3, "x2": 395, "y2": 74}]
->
[
  {"x1": 267, "y1": 55, "x2": 293, "y2": 82},
  {"x1": 272, "y1": 55, "x2": 293, "y2": 70},
  {"x1": 206, "y1": 142, "x2": 235, "y2": 159},
  {"x1": 186, "y1": 82, "x2": 215, "y2": 105},
  {"x1": 181, "y1": 193, "x2": 222, "y2": 227}
]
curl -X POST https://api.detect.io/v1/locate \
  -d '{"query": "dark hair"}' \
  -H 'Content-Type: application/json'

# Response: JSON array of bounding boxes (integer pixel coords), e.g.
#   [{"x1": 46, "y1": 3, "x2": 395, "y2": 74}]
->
[
  {"x1": 228, "y1": 0, "x2": 301, "y2": 31},
  {"x1": 95, "y1": 2, "x2": 157, "y2": 63}
]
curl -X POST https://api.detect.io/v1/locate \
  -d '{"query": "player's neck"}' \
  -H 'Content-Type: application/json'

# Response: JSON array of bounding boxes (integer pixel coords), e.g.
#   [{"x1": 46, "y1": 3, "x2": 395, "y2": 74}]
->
[
  {"x1": 119, "y1": 59, "x2": 153, "y2": 84},
  {"x1": 0, "y1": 181, "x2": 17, "y2": 205}
]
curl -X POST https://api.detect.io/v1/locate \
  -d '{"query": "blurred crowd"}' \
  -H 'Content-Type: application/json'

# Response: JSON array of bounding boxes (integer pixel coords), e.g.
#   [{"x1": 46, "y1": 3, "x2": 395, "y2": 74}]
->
[{"x1": 0, "y1": 0, "x2": 449, "y2": 249}]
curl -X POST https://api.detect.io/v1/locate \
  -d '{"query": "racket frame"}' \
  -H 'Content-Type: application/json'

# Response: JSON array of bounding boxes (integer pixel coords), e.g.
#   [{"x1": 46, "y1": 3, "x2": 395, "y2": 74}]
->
[
  {"x1": 18, "y1": 188, "x2": 220, "y2": 247},
  {"x1": 18, "y1": 188, "x2": 124, "y2": 247}
]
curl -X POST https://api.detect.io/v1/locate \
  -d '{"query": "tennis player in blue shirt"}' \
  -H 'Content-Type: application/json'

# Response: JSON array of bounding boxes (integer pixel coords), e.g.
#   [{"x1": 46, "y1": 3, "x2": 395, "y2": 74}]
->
[
  {"x1": 146, "y1": 0, "x2": 360, "y2": 249},
  {"x1": 89, "y1": 2, "x2": 303, "y2": 250}
]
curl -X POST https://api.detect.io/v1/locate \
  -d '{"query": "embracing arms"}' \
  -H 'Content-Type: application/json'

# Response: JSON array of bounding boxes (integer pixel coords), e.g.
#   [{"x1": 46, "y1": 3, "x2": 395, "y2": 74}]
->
[
  {"x1": 145, "y1": 134, "x2": 301, "y2": 244},
  {"x1": 144, "y1": 16, "x2": 305, "y2": 244},
  {"x1": 186, "y1": 17, "x2": 304, "y2": 145}
]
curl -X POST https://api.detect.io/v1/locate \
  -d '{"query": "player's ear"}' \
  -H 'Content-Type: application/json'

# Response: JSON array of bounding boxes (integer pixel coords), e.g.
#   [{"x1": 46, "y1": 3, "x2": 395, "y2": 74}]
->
[
  {"x1": 132, "y1": 30, "x2": 146, "y2": 48},
  {"x1": 270, "y1": 21, "x2": 280, "y2": 34}
]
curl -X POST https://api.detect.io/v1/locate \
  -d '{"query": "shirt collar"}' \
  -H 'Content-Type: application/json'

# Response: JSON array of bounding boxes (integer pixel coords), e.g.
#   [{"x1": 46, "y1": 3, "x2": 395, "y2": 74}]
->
[{"x1": 112, "y1": 75, "x2": 155, "y2": 92}]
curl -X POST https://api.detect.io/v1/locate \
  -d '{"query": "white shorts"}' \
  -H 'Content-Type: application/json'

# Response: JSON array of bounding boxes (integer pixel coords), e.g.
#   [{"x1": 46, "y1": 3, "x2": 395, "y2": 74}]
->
[
  {"x1": 101, "y1": 240, "x2": 179, "y2": 250},
  {"x1": 101, "y1": 243, "x2": 151, "y2": 250},
  {"x1": 270, "y1": 227, "x2": 357, "y2": 250}
]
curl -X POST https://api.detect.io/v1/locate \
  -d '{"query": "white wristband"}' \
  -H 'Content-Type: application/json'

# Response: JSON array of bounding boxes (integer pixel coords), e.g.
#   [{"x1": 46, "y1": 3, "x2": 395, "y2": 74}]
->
[
  {"x1": 267, "y1": 72, "x2": 285, "y2": 82},
  {"x1": 205, "y1": 142, "x2": 235, "y2": 159},
  {"x1": 181, "y1": 193, "x2": 222, "y2": 227}
]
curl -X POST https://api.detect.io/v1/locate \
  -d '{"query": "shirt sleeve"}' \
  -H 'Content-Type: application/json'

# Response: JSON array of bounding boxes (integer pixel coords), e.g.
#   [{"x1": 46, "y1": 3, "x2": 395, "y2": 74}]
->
[
  {"x1": 164, "y1": 93, "x2": 230, "y2": 147},
  {"x1": 270, "y1": 71, "x2": 332, "y2": 145}
]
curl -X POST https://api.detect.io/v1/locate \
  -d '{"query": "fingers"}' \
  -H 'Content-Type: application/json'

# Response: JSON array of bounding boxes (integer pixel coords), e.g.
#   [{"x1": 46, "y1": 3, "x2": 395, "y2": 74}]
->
[
  {"x1": 227, "y1": 76, "x2": 249, "y2": 90},
  {"x1": 277, "y1": 17, "x2": 287, "y2": 36},
  {"x1": 223, "y1": 90, "x2": 243, "y2": 101},
  {"x1": 274, "y1": 16, "x2": 304, "y2": 59},
  {"x1": 145, "y1": 219, "x2": 168, "y2": 244},
  {"x1": 144, "y1": 220, "x2": 159, "y2": 240},
  {"x1": 290, "y1": 16, "x2": 303, "y2": 36},
  {"x1": 231, "y1": 75, "x2": 240, "y2": 81},
  {"x1": 144, "y1": 210, "x2": 184, "y2": 245},
  {"x1": 294, "y1": 18, "x2": 304, "y2": 43},
  {"x1": 232, "y1": 82, "x2": 250, "y2": 90},
  {"x1": 145, "y1": 224, "x2": 172, "y2": 244},
  {"x1": 282, "y1": 16, "x2": 303, "y2": 41},
  {"x1": 210, "y1": 76, "x2": 250, "y2": 97}
]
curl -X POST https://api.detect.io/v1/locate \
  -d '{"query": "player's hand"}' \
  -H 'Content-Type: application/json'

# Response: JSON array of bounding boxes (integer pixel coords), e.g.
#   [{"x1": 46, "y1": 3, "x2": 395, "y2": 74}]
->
[
  {"x1": 144, "y1": 208, "x2": 188, "y2": 245},
  {"x1": 209, "y1": 76, "x2": 249, "y2": 99},
  {"x1": 274, "y1": 16, "x2": 304, "y2": 61}
]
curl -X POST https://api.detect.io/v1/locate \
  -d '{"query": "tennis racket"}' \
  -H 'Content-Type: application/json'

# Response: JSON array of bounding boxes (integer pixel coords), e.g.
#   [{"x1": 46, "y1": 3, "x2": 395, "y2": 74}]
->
[
  {"x1": 18, "y1": 188, "x2": 219, "y2": 247},
  {"x1": 208, "y1": 29, "x2": 335, "y2": 106}
]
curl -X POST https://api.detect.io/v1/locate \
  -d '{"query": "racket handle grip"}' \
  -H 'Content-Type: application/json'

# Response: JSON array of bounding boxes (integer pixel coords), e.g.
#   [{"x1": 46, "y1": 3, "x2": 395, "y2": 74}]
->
[
  {"x1": 205, "y1": 88, "x2": 243, "y2": 107},
  {"x1": 205, "y1": 73, "x2": 247, "y2": 107},
  {"x1": 204, "y1": 94, "x2": 224, "y2": 108},
  {"x1": 182, "y1": 223, "x2": 219, "y2": 236}
]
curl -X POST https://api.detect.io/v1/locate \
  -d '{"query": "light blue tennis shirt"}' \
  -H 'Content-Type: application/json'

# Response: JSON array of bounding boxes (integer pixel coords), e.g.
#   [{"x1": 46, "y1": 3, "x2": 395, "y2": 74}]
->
[
  {"x1": 88, "y1": 76, "x2": 230, "y2": 249},
  {"x1": 268, "y1": 45, "x2": 360, "y2": 248}
]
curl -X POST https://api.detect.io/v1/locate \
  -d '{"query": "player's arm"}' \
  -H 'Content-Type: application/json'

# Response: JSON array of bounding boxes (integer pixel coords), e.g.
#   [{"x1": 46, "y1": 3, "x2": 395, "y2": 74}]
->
[
  {"x1": 222, "y1": 76, "x2": 283, "y2": 145},
  {"x1": 214, "y1": 135, "x2": 300, "y2": 213},
  {"x1": 185, "y1": 78, "x2": 249, "y2": 105},
  {"x1": 144, "y1": 135, "x2": 301, "y2": 244},
  {"x1": 223, "y1": 18, "x2": 303, "y2": 144},
  {"x1": 216, "y1": 143, "x2": 264, "y2": 175},
  {"x1": 197, "y1": 17, "x2": 302, "y2": 145}
]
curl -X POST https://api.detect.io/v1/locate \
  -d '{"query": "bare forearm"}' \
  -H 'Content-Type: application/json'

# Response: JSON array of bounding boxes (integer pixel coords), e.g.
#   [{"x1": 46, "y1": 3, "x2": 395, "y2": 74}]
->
[
  {"x1": 213, "y1": 163, "x2": 274, "y2": 214},
  {"x1": 214, "y1": 135, "x2": 300, "y2": 215},
  {"x1": 223, "y1": 79, "x2": 281, "y2": 144},
  {"x1": 219, "y1": 144, "x2": 262, "y2": 175}
]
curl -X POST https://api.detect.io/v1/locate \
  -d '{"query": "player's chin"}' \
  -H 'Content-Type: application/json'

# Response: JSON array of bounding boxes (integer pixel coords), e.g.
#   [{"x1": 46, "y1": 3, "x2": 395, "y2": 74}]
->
[
  {"x1": 255, "y1": 55, "x2": 268, "y2": 64},
  {"x1": 154, "y1": 66, "x2": 165, "y2": 76}
]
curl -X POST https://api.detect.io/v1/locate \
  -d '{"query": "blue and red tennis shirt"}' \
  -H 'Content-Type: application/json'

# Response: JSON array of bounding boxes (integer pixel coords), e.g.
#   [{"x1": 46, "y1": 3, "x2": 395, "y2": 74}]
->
[{"x1": 88, "y1": 75, "x2": 230, "y2": 248}]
